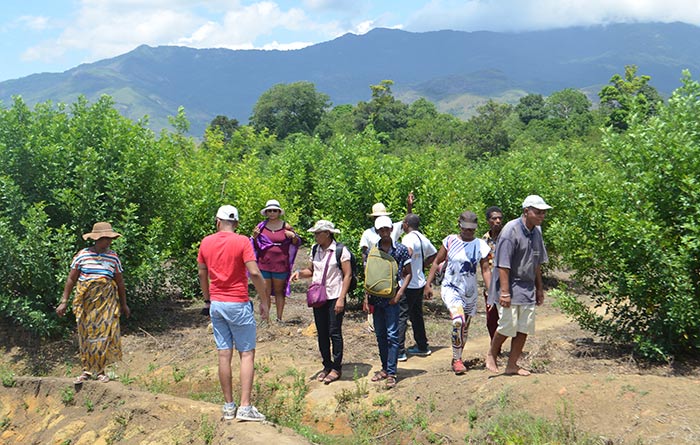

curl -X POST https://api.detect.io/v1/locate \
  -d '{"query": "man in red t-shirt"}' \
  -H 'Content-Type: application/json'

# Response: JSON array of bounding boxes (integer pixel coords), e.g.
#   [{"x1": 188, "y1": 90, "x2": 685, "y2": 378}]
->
[{"x1": 198, "y1": 205, "x2": 268, "y2": 421}]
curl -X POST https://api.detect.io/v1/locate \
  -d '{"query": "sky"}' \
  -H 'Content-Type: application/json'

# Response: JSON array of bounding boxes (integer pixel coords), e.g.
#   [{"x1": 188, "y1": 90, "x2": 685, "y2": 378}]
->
[{"x1": 2, "y1": 0, "x2": 700, "y2": 82}]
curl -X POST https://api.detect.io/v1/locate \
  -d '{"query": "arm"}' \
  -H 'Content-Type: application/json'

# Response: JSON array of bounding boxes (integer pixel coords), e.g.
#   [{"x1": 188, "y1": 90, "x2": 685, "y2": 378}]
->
[
  {"x1": 336, "y1": 259, "x2": 352, "y2": 314},
  {"x1": 535, "y1": 264, "x2": 545, "y2": 306},
  {"x1": 284, "y1": 222, "x2": 300, "y2": 245},
  {"x1": 498, "y1": 267, "x2": 511, "y2": 308},
  {"x1": 291, "y1": 266, "x2": 312, "y2": 281},
  {"x1": 480, "y1": 258, "x2": 491, "y2": 299},
  {"x1": 198, "y1": 262, "x2": 211, "y2": 310},
  {"x1": 406, "y1": 191, "x2": 414, "y2": 214},
  {"x1": 245, "y1": 260, "x2": 269, "y2": 320},
  {"x1": 424, "y1": 245, "x2": 447, "y2": 301},
  {"x1": 391, "y1": 262, "x2": 412, "y2": 305},
  {"x1": 56, "y1": 268, "x2": 80, "y2": 317},
  {"x1": 114, "y1": 271, "x2": 130, "y2": 318}
]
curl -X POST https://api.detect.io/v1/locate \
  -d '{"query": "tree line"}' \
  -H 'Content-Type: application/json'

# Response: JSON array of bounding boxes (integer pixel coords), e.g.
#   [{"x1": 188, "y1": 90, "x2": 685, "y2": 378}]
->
[{"x1": 0, "y1": 66, "x2": 697, "y2": 361}]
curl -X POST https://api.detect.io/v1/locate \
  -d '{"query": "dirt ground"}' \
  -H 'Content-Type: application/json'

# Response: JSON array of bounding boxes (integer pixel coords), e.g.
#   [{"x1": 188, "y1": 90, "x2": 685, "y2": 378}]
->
[{"x1": 1, "y1": 269, "x2": 700, "y2": 445}]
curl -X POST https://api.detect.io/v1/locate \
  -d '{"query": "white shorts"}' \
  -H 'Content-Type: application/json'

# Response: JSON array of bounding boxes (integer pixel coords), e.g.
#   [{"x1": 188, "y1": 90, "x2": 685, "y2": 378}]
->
[{"x1": 496, "y1": 304, "x2": 536, "y2": 337}]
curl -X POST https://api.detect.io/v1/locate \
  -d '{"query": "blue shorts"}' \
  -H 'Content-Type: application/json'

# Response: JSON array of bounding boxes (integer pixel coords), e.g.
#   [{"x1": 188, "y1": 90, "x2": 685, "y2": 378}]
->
[
  {"x1": 260, "y1": 270, "x2": 289, "y2": 280},
  {"x1": 210, "y1": 301, "x2": 256, "y2": 352}
]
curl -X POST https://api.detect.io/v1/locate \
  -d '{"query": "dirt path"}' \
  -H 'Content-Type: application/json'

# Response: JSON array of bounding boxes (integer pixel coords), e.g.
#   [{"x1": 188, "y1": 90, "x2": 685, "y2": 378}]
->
[{"x1": 2, "y1": 289, "x2": 700, "y2": 444}]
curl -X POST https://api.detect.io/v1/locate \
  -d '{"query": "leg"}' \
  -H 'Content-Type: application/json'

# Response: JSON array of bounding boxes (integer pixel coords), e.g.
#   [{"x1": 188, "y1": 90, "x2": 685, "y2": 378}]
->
[
  {"x1": 486, "y1": 332, "x2": 509, "y2": 373},
  {"x1": 313, "y1": 303, "x2": 332, "y2": 372},
  {"x1": 448, "y1": 304, "x2": 466, "y2": 361},
  {"x1": 407, "y1": 287, "x2": 429, "y2": 351},
  {"x1": 504, "y1": 333, "x2": 530, "y2": 376},
  {"x1": 238, "y1": 349, "x2": 256, "y2": 406},
  {"x1": 373, "y1": 305, "x2": 388, "y2": 372},
  {"x1": 271, "y1": 278, "x2": 286, "y2": 321},
  {"x1": 217, "y1": 349, "x2": 234, "y2": 403},
  {"x1": 397, "y1": 294, "x2": 409, "y2": 355},
  {"x1": 486, "y1": 303, "x2": 500, "y2": 342},
  {"x1": 261, "y1": 277, "x2": 273, "y2": 321},
  {"x1": 328, "y1": 299, "x2": 344, "y2": 372},
  {"x1": 384, "y1": 303, "x2": 401, "y2": 376}
]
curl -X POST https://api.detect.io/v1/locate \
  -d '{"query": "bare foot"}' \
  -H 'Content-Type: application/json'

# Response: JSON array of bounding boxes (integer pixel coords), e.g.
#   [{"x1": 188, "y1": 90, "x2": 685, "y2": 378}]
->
[
  {"x1": 485, "y1": 353, "x2": 499, "y2": 373},
  {"x1": 504, "y1": 367, "x2": 531, "y2": 376}
]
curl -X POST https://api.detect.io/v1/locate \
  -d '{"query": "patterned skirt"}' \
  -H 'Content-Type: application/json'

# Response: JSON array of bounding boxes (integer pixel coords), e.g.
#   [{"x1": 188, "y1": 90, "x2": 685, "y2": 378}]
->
[{"x1": 73, "y1": 278, "x2": 122, "y2": 373}]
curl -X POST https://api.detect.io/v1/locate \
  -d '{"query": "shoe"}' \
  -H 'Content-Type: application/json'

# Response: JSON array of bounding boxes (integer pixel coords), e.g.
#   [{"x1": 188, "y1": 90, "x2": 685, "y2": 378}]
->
[
  {"x1": 236, "y1": 405, "x2": 266, "y2": 422},
  {"x1": 397, "y1": 352, "x2": 408, "y2": 362},
  {"x1": 452, "y1": 359, "x2": 467, "y2": 375},
  {"x1": 407, "y1": 346, "x2": 432, "y2": 356},
  {"x1": 386, "y1": 375, "x2": 397, "y2": 389},
  {"x1": 73, "y1": 371, "x2": 91, "y2": 385},
  {"x1": 222, "y1": 402, "x2": 237, "y2": 420}
]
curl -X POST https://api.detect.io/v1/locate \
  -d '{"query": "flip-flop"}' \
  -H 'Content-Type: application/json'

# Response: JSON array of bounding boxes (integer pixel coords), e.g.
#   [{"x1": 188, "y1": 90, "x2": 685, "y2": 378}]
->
[
  {"x1": 316, "y1": 370, "x2": 330, "y2": 382},
  {"x1": 371, "y1": 370, "x2": 388, "y2": 382},
  {"x1": 97, "y1": 373, "x2": 110, "y2": 383},
  {"x1": 323, "y1": 370, "x2": 341, "y2": 385},
  {"x1": 74, "y1": 371, "x2": 91, "y2": 384}
]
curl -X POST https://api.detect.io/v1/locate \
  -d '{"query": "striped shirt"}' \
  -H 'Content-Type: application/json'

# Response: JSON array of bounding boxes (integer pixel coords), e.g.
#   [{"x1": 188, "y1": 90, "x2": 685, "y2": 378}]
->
[{"x1": 70, "y1": 248, "x2": 123, "y2": 281}]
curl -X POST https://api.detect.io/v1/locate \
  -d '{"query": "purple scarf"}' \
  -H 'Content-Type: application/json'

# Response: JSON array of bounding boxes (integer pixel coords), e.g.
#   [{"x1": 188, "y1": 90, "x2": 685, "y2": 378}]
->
[{"x1": 251, "y1": 220, "x2": 300, "y2": 296}]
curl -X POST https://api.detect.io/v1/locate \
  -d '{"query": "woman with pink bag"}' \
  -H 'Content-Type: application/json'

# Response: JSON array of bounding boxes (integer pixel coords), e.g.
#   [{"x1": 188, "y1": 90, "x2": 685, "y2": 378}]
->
[{"x1": 291, "y1": 220, "x2": 352, "y2": 384}]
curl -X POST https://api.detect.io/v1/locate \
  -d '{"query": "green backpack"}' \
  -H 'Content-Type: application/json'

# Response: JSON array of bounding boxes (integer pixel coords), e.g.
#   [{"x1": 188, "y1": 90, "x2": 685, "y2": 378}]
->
[{"x1": 363, "y1": 246, "x2": 398, "y2": 298}]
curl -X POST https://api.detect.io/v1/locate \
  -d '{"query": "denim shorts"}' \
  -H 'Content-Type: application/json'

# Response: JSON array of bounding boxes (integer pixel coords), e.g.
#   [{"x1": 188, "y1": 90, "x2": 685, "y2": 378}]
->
[
  {"x1": 210, "y1": 300, "x2": 256, "y2": 352},
  {"x1": 260, "y1": 270, "x2": 289, "y2": 280}
]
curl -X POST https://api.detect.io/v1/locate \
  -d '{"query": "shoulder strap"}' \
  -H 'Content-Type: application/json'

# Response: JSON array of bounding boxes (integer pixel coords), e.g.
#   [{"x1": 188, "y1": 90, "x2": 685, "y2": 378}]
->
[
  {"x1": 319, "y1": 248, "x2": 333, "y2": 285},
  {"x1": 335, "y1": 242, "x2": 345, "y2": 272}
]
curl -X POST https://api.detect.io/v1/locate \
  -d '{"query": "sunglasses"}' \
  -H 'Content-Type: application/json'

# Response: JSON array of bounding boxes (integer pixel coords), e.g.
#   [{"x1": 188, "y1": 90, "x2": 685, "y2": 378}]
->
[{"x1": 266, "y1": 209, "x2": 281, "y2": 213}]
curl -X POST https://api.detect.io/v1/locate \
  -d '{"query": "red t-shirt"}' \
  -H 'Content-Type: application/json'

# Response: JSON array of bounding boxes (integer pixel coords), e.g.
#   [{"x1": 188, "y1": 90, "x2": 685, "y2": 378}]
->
[{"x1": 197, "y1": 231, "x2": 256, "y2": 303}]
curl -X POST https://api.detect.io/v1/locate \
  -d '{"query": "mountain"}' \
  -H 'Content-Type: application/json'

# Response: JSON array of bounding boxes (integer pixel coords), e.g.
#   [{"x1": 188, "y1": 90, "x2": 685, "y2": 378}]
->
[{"x1": 2, "y1": 22, "x2": 700, "y2": 135}]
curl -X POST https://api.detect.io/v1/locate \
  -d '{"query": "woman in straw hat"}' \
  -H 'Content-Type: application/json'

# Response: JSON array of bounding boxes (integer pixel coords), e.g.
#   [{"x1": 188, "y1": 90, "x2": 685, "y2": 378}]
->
[
  {"x1": 291, "y1": 220, "x2": 351, "y2": 384},
  {"x1": 252, "y1": 199, "x2": 300, "y2": 324},
  {"x1": 56, "y1": 222, "x2": 130, "y2": 384}
]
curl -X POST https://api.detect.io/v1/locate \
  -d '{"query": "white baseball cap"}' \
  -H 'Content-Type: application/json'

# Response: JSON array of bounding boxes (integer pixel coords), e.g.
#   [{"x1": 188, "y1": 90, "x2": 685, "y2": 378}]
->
[
  {"x1": 522, "y1": 195, "x2": 552, "y2": 210},
  {"x1": 216, "y1": 205, "x2": 239, "y2": 221},
  {"x1": 374, "y1": 215, "x2": 393, "y2": 230}
]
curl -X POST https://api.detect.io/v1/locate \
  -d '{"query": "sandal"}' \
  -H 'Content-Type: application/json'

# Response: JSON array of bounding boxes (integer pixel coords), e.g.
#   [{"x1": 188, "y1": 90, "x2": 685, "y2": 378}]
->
[
  {"x1": 385, "y1": 375, "x2": 397, "y2": 389},
  {"x1": 371, "y1": 370, "x2": 388, "y2": 382},
  {"x1": 323, "y1": 370, "x2": 341, "y2": 385},
  {"x1": 74, "y1": 371, "x2": 91, "y2": 384},
  {"x1": 316, "y1": 370, "x2": 330, "y2": 382},
  {"x1": 97, "y1": 373, "x2": 110, "y2": 383}
]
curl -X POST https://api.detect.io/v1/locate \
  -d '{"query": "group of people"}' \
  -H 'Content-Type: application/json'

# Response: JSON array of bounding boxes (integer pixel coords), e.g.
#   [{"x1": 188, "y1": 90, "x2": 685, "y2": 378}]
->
[{"x1": 56, "y1": 193, "x2": 551, "y2": 422}]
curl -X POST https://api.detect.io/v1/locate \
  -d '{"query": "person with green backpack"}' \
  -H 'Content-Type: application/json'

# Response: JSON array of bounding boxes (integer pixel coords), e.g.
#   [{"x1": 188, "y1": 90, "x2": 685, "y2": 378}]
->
[{"x1": 363, "y1": 216, "x2": 412, "y2": 389}]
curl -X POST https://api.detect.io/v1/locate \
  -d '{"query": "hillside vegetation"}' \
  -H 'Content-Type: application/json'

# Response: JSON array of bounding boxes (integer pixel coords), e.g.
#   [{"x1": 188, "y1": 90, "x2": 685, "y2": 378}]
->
[{"x1": 0, "y1": 66, "x2": 698, "y2": 367}]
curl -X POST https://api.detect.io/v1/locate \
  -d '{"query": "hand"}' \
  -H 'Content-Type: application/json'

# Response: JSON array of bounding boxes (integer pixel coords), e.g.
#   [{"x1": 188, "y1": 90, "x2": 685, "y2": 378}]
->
[
  {"x1": 335, "y1": 299, "x2": 345, "y2": 314},
  {"x1": 536, "y1": 289, "x2": 545, "y2": 306},
  {"x1": 55, "y1": 301, "x2": 68, "y2": 317},
  {"x1": 499, "y1": 294, "x2": 511, "y2": 308},
  {"x1": 290, "y1": 271, "x2": 299, "y2": 281},
  {"x1": 407, "y1": 191, "x2": 415, "y2": 207},
  {"x1": 362, "y1": 296, "x2": 370, "y2": 313},
  {"x1": 284, "y1": 230, "x2": 295, "y2": 239},
  {"x1": 423, "y1": 286, "x2": 433, "y2": 301},
  {"x1": 121, "y1": 304, "x2": 131, "y2": 318},
  {"x1": 260, "y1": 302, "x2": 270, "y2": 320},
  {"x1": 252, "y1": 227, "x2": 261, "y2": 238}
]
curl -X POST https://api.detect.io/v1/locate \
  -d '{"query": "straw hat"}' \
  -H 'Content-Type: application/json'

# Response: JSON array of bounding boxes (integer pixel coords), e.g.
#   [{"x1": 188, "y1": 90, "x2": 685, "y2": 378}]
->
[
  {"x1": 260, "y1": 199, "x2": 285, "y2": 216},
  {"x1": 367, "y1": 202, "x2": 391, "y2": 217},
  {"x1": 82, "y1": 222, "x2": 121, "y2": 241}
]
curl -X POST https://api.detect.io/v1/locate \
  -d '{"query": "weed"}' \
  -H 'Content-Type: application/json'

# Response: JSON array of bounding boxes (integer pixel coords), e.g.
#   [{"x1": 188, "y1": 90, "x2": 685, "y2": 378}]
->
[
  {"x1": 1, "y1": 416, "x2": 10, "y2": 431},
  {"x1": 60, "y1": 386, "x2": 75, "y2": 405},
  {"x1": 147, "y1": 363, "x2": 157, "y2": 372},
  {"x1": 372, "y1": 394, "x2": 390, "y2": 407},
  {"x1": 145, "y1": 376, "x2": 167, "y2": 393},
  {"x1": 173, "y1": 367, "x2": 186, "y2": 383},
  {"x1": 335, "y1": 366, "x2": 369, "y2": 409},
  {"x1": 0, "y1": 367, "x2": 15, "y2": 388},
  {"x1": 84, "y1": 398, "x2": 94, "y2": 412},
  {"x1": 468, "y1": 408, "x2": 478, "y2": 429},
  {"x1": 118, "y1": 371, "x2": 136, "y2": 385},
  {"x1": 198, "y1": 415, "x2": 216, "y2": 445},
  {"x1": 60, "y1": 440, "x2": 72, "y2": 445}
]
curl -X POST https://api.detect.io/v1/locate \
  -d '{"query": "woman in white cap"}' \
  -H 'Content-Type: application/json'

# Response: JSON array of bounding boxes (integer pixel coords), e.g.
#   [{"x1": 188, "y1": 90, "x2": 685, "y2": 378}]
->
[
  {"x1": 56, "y1": 222, "x2": 130, "y2": 384},
  {"x1": 425, "y1": 211, "x2": 491, "y2": 375},
  {"x1": 291, "y1": 220, "x2": 352, "y2": 384},
  {"x1": 252, "y1": 199, "x2": 300, "y2": 323}
]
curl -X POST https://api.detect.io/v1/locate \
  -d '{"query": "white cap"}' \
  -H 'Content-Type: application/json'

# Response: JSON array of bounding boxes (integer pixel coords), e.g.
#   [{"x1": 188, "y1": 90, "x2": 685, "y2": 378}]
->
[
  {"x1": 374, "y1": 215, "x2": 393, "y2": 230},
  {"x1": 522, "y1": 195, "x2": 552, "y2": 210},
  {"x1": 307, "y1": 220, "x2": 340, "y2": 233},
  {"x1": 216, "y1": 205, "x2": 239, "y2": 221}
]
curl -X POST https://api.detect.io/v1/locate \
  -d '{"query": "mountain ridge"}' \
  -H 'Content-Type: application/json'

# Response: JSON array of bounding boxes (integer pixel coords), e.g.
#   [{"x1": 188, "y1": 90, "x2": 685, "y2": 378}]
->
[{"x1": 2, "y1": 22, "x2": 699, "y2": 134}]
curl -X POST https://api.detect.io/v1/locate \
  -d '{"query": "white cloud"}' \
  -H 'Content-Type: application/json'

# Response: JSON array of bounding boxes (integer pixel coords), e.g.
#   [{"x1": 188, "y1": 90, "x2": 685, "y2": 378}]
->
[
  {"x1": 408, "y1": 0, "x2": 700, "y2": 32},
  {"x1": 16, "y1": 16, "x2": 51, "y2": 31}
]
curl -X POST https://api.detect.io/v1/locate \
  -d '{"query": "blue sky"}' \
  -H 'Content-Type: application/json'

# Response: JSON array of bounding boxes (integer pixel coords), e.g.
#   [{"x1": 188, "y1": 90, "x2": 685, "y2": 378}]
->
[{"x1": 2, "y1": 0, "x2": 699, "y2": 82}]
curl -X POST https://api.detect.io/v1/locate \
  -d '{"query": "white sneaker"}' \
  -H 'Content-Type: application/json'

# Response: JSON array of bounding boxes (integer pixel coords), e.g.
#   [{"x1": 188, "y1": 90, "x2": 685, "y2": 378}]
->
[
  {"x1": 222, "y1": 402, "x2": 237, "y2": 420},
  {"x1": 236, "y1": 405, "x2": 266, "y2": 422}
]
